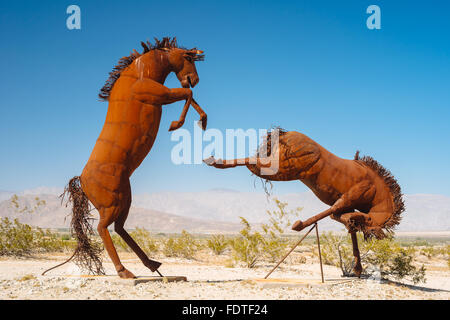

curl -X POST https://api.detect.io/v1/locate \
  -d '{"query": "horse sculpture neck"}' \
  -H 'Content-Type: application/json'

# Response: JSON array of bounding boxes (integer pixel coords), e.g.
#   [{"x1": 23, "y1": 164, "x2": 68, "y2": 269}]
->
[{"x1": 123, "y1": 50, "x2": 172, "y2": 84}]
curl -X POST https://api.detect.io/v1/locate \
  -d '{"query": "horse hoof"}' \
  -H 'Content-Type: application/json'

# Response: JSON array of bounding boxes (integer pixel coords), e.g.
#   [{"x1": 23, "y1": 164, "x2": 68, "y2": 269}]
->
[
  {"x1": 292, "y1": 220, "x2": 304, "y2": 231},
  {"x1": 118, "y1": 268, "x2": 136, "y2": 279},
  {"x1": 169, "y1": 121, "x2": 183, "y2": 131},
  {"x1": 203, "y1": 156, "x2": 216, "y2": 166},
  {"x1": 197, "y1": 116, "x2": 207, "y2": 130},
  {"x1": 353, "y1": 265, "x2": 362, "y2": 278},
  {"x1": 146, "y1": 259, "x2": 162, "y2": 273}
]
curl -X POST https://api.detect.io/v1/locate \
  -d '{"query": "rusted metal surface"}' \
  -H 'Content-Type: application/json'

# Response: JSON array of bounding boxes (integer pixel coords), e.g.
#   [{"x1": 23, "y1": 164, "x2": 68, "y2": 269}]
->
[
  {"x1": 264, "y1": 225, "x2": 316, "y2": 279},
  {"x1": 315, "y1": 224, "x2": 324, "y2": 283}
]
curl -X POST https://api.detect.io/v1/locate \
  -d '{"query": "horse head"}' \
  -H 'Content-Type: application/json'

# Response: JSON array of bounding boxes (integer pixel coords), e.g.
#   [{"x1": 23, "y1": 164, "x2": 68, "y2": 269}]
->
[
  {"x1": 167, "y1": 47, "x2": 204, "y2": 88},
  {"x1": 153, "y1": 37, "x2": 204, "y2": 88}
]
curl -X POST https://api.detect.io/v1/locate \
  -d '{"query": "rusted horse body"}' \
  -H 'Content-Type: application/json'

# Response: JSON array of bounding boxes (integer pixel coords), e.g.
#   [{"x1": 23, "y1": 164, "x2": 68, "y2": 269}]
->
[
  {"x1": 205, "y1": 130, "x2": 404, "y2": 276},
  {"x1": 54, "y1": 38, "x2": 206, "y2": 279}
]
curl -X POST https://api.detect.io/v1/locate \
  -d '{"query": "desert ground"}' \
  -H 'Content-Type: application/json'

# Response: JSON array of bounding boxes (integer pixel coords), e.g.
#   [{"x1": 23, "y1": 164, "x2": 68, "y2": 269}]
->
[{"x1": 0, "y1": 246, "x2": 448, "y2": 300}]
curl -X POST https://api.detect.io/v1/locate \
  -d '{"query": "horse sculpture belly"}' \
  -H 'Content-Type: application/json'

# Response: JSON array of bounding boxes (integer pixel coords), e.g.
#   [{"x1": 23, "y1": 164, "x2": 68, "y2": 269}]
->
[{"x1": 80, "y1": 99, "x2": 162, "y2": 204}]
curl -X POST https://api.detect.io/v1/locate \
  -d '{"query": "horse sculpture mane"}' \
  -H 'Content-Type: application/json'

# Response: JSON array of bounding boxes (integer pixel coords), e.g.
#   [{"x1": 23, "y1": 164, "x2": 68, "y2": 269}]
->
[
  {"x1": 354, "y1": 152, "x2": 405, "y2": 238},
  {"x1": 99, "y1": 37, "x2": 204, "y2": 101}
]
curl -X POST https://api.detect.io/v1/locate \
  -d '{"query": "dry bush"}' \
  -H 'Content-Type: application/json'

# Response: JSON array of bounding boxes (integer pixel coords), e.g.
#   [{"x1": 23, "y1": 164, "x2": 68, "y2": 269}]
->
[
  {"x1": 230, "y1": 217, "x2": 263, "y2": 268},
  {"x1": 112, "y1": 227, "x2": 158, "y2": 256},
  {"x1": 230, "y1": 198, "x2": 302, "y2": 267},
  {"x1": 207, "y1": 234, "x2": 229, "y2": 255},
  {"x1": 261, "y1": 198, "x2": 302, "y2": 262},
  {"x1": 0, "y1": 217, "x2": 72, "y2": 256},
  {"x1": 162, "y1": 230, "x2": 199, "y2": 259},
  {"x1": 320, "y1": 231, "x2": 426, "y2": 284}
]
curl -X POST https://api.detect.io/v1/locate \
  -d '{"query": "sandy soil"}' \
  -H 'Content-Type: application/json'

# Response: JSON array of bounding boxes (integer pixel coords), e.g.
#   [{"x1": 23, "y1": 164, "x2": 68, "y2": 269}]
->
[{"x1": 0, "y1": 252, "x2": 448, "y2": 300}]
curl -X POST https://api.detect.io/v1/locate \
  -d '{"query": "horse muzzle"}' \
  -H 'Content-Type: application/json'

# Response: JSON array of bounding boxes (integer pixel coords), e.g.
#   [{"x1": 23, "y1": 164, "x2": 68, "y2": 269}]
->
[{"x1": 181, "y1": 74, "x2": 199, "y2": 88}]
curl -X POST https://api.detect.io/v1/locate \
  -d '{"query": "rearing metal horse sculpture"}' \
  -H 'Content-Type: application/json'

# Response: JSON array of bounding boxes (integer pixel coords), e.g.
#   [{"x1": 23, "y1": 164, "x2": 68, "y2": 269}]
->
[
  {"x1": 43, "y1": 37, "x2": 206, "y2": 278},
  {"x1": 205, "y1": 129, "x2": 404, "y2": 277}
]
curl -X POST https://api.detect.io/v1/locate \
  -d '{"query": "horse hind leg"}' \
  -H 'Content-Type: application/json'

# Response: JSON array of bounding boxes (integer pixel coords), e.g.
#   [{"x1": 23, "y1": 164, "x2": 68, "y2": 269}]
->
[
  {"x1": 331, "y1": 211, "x2": 365, "y2": 277},
  {"x1": 114, "y1": 187, "x2": 162, "y2": 274},
  {"x1": 350, "y1": 232, "x2": 363, "y2": 277},
  {"x1": 97, "y1": 205, "x2": 135, "y2": 279}
]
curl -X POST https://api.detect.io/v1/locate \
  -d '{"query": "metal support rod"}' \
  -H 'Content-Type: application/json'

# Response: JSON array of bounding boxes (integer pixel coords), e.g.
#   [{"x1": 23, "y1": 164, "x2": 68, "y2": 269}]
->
[
  {"x1": 264, "y1": 224, "x2": 316, "y2": 279},
  {"x1": 315, "y1": 223, "x2": 324, "y2": 283}
]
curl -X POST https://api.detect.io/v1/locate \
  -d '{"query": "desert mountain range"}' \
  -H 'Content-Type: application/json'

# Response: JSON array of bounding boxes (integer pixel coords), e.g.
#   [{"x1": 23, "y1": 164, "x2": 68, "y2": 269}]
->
[{"x1": 0, "y1": 188, "x2": 449, "y2": 233}]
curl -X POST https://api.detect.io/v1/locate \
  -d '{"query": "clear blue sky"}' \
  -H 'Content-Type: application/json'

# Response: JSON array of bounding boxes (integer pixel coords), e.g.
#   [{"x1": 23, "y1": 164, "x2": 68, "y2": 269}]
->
[{"x1": 0, "y1": 0, "x2": 449, "y2": 195}]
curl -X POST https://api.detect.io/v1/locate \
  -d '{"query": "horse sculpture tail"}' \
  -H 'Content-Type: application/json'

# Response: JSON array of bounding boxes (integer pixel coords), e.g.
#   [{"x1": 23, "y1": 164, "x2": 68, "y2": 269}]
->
[{"x1": 42, "y1": 176, "x2": 104, "y2": 276}]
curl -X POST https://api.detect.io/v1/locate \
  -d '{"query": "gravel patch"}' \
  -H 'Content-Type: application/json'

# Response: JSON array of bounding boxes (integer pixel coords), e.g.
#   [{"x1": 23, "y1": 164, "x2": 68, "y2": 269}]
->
[{"x1": 0, "y1": 254, "x2": 448, "y2": 300}]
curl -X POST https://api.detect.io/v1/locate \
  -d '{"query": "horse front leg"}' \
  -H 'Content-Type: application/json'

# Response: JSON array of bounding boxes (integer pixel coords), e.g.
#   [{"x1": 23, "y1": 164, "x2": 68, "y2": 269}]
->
[
  {"x1": 132, "y1": 79, "x2": 207, "y2": 131},
  {"x1": 160, "y1": 87, "x2": 193, "y2": 131},
  {"x1": 292, "y1": 180, "x2": 374, "y2": 231},
  {"x1": 350, "y1": 231, "x2": 363, "y2": 277},
  {"x1": 203, "y1": 156, "x2": 257, "y2": 169},
  {"x1": 169, "y1": 96, "x2": 207, "y2": 131},
  {"x1": 191, "y1": 98, "x2": 207, "y2": 130}
]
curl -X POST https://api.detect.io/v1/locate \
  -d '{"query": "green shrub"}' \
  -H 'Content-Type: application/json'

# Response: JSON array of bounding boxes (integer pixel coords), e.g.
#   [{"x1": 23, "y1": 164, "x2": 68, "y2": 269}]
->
[
  {"x1": 420, "y1": 247, "x2": 437, "y2": 259},
  {"x1": 131, "y1": 227, "x2": 159, "y2": 255},
  {"x1": 0, "y1": 217, "x2": 35, "y2": 255},
  {"x1": 320, "y1": 231, "x2": 355, "y2": 275},
  {"x1": 230, "y1": 198, "x2": 302, "y2": 267},
  {"x1": 260, "y1": 198, "x2": 302, "y2": 262},
  {"x1": 162, "y1": 230, "x2": 198, "y2": 259},
  {"x1": 112, "y1": 227, "x2": 159, "y2": 255},
  {"x1": 207, "y1": 234, "x2": 228, "y2": 255},
  {"x1": 230, "y1": 218, "x2": 263, "y2": 268},
  {"x1": 0, "y1": 217, "x2": 70, "y2": 256},
  {"x1": 320, "y1": 231, "x2": 426, "y2": 284}
]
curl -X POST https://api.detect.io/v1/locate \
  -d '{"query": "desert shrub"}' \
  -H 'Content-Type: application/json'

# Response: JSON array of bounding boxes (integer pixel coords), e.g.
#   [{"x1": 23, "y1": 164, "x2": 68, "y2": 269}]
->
[
  {"x1": 385, "y1": 251, "x2": 426, "y2": 284},
  {"x1": 162, "y1": 230, "x2": 198, "y2": 259},
  {"x1": 61, "y1": 234, "x2": 71, "y2": 241},
  {"x1": 420, "y1": 245, "x2": 449, "y2": 261},
  {"x1": 207, "y1": 234, "x2": 228, "y2": 255},
  {"x1": 34, "y1": 228, "x2": 68, "y2": 252},
  {"x1": 131, "y1": 228, "x2": 159, "y2": 255},
  {"x1": 445, "y1": 245, "x2": 450, "y2": 269},
  {"x1": 420, "y1": 246, "x2": 438, "y2": 259},
  {"x1": 230, "y1": 217, "x2": 263, "y2": 268},
  {"x1": 0, "y1": 217, "x2": 35, "y2": 255},
  {"x1": 260, "y1": 198, "x2": 302, "y2": 262},
  {"x1": 230, "y1": 198, "x2": 302, "y2": 267},
  {"x1": 112, "y1": 227, "x2": 159, "y2": 255},
  {"x1": 320, "y1": 232, "x2": 351, "y2": 273},
  {"x1": 0, "y1": 217, "x2": 70, "y2": 256},
  {"x1": 111, "y1": 234, "x2": 128, "y2": 251},
  {"x1": 320, "y1": 231, "x2": 426, "y2": 284}
]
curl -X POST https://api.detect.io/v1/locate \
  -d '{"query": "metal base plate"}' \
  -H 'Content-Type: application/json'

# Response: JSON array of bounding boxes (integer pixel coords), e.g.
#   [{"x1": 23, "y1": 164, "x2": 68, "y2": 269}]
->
[
  {"x1": 251, "y1": 278, "x2": 352, "y2": 288},
  {"x1": 61, "y1": 275, "x2": 187, "y2": 286}
]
